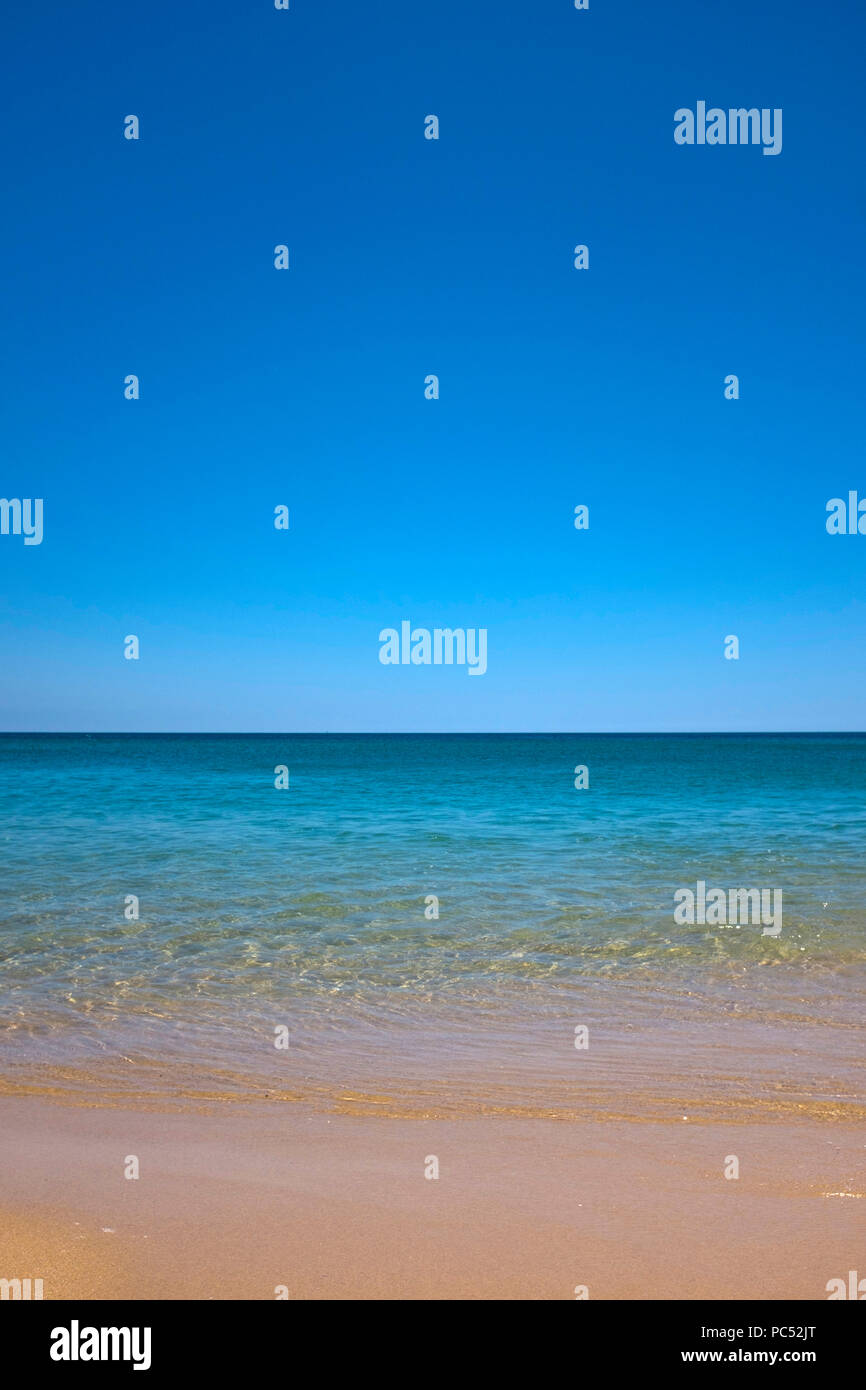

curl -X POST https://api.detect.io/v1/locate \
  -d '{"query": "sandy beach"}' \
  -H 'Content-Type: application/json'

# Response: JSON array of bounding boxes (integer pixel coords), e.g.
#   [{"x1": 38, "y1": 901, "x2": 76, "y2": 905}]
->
[
  {"x1": 2, "y1": 734, "x2": 864, "y2": 1301},
  {"x1": 1, "y1": 1092, "x2": 864, "y2": 1300}
]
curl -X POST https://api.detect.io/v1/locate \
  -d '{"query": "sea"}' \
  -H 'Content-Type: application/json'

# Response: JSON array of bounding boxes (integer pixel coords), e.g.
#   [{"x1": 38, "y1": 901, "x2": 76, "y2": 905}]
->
[{"x1": 1, "y1": 733, "x2": 863, "y2": 1119}]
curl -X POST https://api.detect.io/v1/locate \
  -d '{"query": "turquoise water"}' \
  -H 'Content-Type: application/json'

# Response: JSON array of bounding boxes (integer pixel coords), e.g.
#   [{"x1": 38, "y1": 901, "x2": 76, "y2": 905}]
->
[{"x1": 1, "y1": 734, "x2": 864, "y2": 1113}]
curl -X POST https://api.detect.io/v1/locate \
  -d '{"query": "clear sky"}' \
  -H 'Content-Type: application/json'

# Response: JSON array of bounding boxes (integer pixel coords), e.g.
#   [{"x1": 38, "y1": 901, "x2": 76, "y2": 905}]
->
[{"x1": 1, "y1": 0, "x2": 864, "y2": 731}]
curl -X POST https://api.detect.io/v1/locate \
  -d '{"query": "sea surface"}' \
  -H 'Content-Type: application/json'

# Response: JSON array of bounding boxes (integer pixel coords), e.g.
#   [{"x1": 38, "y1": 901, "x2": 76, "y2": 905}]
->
[{"x1": 1, "y1": 733, "x2": 864, "y2": 1119}]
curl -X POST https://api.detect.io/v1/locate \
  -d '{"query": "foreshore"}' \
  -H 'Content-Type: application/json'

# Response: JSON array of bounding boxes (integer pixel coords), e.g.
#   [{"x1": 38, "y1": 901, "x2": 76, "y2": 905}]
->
[{"x1": 1, "y1": 1092, "x2": 863, "y2": 1300}]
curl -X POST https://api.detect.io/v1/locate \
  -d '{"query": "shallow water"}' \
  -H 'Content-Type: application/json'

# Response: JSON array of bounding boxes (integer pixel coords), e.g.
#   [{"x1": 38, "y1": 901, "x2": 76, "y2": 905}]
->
[{"x1": 1, "y1": 734, "x2": 864, "y2": 1115}]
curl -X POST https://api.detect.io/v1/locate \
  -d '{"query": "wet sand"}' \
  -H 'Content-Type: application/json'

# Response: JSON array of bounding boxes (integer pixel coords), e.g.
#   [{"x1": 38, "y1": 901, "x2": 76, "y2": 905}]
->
[{"x1": 1, "y1": 1094, "x2": 863, "y2": 1299}]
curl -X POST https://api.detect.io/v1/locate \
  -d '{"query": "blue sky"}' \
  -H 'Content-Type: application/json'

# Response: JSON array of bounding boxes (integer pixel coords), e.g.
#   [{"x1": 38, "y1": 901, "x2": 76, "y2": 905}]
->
[{"x1": 1, "y1": 0, "x2": 864, "y2": 731}]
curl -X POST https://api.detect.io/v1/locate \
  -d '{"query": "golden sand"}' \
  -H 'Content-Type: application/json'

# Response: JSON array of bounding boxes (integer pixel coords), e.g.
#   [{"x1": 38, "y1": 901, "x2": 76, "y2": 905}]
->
[{"x1": 1, "y1": 1094, "x2": 863, "y2": 1299}]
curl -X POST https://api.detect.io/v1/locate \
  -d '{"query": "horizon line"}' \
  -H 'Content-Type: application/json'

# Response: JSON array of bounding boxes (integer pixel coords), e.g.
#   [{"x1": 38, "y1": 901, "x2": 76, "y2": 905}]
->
[{"x1": 1, "y1": 731, "x2": 864, "y2": 738}]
